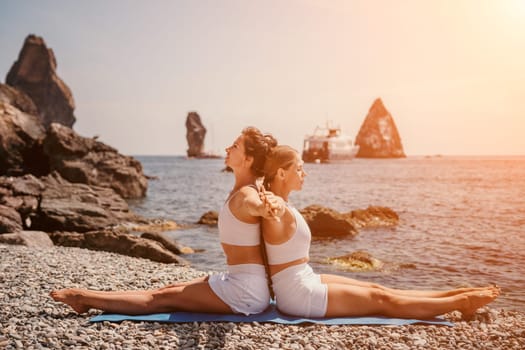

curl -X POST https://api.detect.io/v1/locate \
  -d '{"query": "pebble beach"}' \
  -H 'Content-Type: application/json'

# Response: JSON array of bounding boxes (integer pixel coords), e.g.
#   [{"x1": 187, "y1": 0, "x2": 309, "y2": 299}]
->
[{"x1": 1, "y1": 244, "x2": 524, "y2": 349}]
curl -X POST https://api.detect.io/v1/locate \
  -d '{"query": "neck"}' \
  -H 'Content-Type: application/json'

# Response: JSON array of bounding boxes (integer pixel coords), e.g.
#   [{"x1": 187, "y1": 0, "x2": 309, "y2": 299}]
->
[
  {"x1": 268, "y1": 182, "x2": 290, "y2": 202},
  {"x1": 232, "y1": 170, "x2": 257, "y2": 192}
]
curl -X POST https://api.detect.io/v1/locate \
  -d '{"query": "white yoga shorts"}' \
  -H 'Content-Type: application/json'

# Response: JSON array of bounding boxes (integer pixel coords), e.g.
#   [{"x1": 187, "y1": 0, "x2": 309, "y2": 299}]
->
[
  {"x1": 208, "y1": 264, "x2": 270, "y2": 315},
  {"x1": 271, "y1": 263, "x2": 328, "y2": 317}
]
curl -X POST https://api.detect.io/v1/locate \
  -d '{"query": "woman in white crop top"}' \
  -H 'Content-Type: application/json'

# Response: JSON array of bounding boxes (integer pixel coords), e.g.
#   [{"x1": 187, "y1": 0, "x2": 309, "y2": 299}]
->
[
  {"x1": 260, "y1": 145, "x2": 499, "y2": 319},
  {"x1": 50, "y1": 127, "x2": 285, "y2": 316}
]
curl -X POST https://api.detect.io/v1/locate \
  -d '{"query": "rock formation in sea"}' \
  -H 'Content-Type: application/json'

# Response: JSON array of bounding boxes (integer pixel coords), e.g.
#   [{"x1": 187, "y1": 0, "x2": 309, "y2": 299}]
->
[
  {"x1": 355, "y1": 98, "x2": 406, "y2": 158},
  {"x1": 185, "y1": 111, "x2": 207, "y2": 157},
  {"x1": 5, "y1": 34, "x2": 76, "y2": 129}
]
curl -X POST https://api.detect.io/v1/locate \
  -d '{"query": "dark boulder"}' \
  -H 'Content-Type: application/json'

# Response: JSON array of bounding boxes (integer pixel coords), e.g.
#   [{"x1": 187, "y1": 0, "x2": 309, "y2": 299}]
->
[
  {"x1": 198, "y1": 210, "x2": 218, "y2": 226},
  {"x1": 185, "y1": 111, "x2": 207, "y2": 157},
  {"x1": 0, "y1": 102, "x2": 48, "y2": 176},
  {"x1": 42, "y1": 123, "x2": 148, "y2": 198},
  {"x1": 355, "y1": 98, "x2": 406, "y2": 158},
  {"x1": 6, "y1": 34, "x2": 76, "y2": 128},
  {"x1": 300, "y1": 205, "x2": 358, "y2": 237},
  {"x1": 0, "y1": 230, "x2": 53, "y2": 247},
  {"x1": 48, "y1": 230, "x2": 189, "y2": 264},
  {"x1": 0, "y1": 173, "x2": 143, "y2": 233}
]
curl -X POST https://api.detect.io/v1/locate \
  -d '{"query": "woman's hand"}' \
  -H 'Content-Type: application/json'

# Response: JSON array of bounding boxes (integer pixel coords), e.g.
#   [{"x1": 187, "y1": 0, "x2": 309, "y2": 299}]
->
[{"x1": 258, "y1": 186, "x2": 285, "y2": 221}]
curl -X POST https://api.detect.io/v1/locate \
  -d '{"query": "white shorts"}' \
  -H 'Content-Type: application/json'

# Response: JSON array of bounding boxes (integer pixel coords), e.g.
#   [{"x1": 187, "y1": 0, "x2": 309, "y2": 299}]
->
[
  {"x1": 271, "y1": 263, "x2": 328, "y2": 317},
  {"x1": 208, "y1": 264, "x2": 270, "y2": 315}
]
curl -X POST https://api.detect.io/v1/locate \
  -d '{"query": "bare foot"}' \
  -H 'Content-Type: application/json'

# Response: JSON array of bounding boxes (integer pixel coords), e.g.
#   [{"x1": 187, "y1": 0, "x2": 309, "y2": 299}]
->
[
  {"x1": 50, "y1": 288, "x2": 90, "y2": 314},
  {"x1": 460, "y1": 287, "x2": 500, "y2": 320}
]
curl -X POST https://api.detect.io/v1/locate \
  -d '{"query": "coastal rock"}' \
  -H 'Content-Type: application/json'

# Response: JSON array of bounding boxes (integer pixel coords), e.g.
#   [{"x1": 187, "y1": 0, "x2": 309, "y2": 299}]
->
[
  {"x1": 0, "y1": 83, "x2": 38, "y2": 115},
  {"x1": 141, "y1": 231, "x2": 194, "y2": 255},
  {"x1": 344, "y1": 206, "x2": 399, "y2": 228},
  {"x1": 0, "y1": 204, "x2": 22, "y2": 233},
  {"x1": 355, "y1": 98, "x2": 406, "y2": 158},
  {"x1": 5, "y1": 34, "x2": 76, "y2": 128},
  {"x1": 0, "y1": 230, "x2": 53, "y2": 247},
  {"x1": 327, "y1": 251, "x2": 384, "y2": 272},
  {"x1": 0, "y1": 102, "x2": 48, "y2": 176},
  {"x1": 0, "y1": 173, "x2": 144, "y2": 233},
  {"x1": 198, "y1": 210, "x2": 218, "y2": 226},
  {"x1": 42, "y1": 123, "x2": 148, "y2": 198},
  {"x1": 300, "y1": 205, "x2": 358, "y2": 237},
  {"x1": 48, "y1": 230, "x2": 189, "y2": 264},
  {"x1": 185, "y1": 111, "x2": 207, "y2": 157},
  {"x1": 34, "y1": 172, "x2": 142, "y2": 232}
]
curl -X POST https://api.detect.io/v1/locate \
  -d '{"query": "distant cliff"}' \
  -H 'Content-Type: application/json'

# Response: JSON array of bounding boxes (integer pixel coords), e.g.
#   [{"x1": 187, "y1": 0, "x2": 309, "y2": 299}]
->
[{"x1": 355, "y1": 98, "x2": 406, "y2": 158}]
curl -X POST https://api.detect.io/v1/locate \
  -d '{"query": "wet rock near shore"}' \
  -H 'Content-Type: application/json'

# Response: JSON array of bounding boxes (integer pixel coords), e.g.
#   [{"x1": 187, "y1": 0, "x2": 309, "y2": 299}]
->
[
  {"x1": 327, "y1": 250, "x2": 384, "y2": 272},
  {"x1": 198, "y1": 210, "x2": 219, "y2": 226},
  {"x1": 6, "y1": 34, "x2": 76, "y2": 129},
  {"x1": 300, "y1": 205, "x2": 358, "y2": 237}
]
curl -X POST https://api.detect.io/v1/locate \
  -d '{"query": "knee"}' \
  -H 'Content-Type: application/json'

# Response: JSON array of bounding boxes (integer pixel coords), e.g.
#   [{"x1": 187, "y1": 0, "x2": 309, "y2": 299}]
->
[{"x1": 369, "y1": 289, "x2": 393, "y2": 306}]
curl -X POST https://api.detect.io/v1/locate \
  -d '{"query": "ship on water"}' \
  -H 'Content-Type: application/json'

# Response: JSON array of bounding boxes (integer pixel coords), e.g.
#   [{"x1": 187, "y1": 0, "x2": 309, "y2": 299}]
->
[{"x1": 302, "y1": 124, "x2": 359, "y2": 163}]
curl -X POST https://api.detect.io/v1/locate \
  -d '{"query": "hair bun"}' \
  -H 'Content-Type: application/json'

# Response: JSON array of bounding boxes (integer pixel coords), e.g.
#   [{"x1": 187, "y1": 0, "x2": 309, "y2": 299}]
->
[{"x1": 264, "y1": 134, "x2": 278, "y2": 150}]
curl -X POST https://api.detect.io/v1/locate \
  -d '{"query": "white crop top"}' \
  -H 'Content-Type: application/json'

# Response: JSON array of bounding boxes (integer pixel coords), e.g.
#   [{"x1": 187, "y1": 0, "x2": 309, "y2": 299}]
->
[
  {"x1": 264, "y1": 205, "x2": 311, "y2": 264},
  {"x1": 218, "y1": 190, "x2": 261, "y2": 246}
]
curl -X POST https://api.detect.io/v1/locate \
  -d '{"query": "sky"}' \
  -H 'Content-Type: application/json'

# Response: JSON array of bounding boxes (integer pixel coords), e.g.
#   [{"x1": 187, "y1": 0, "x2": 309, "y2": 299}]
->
[{"x1": 1, "y1": 0, "x2": 524, "y2": 156}]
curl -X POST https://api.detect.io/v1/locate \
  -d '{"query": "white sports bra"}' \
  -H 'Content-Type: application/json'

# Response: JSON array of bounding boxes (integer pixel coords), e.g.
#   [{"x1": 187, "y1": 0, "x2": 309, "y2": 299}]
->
[
  {"x1": 217, "y1": 188, "x2": 261, "y2": 246},
  {"x1": 264, "y1": 205, "x2": 311, "y2": 264}
]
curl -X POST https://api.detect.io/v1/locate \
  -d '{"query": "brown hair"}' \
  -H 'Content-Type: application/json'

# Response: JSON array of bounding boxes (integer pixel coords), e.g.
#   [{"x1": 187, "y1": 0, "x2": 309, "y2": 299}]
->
[
  {"x1": 242, "y1": 127, "x2": 278, "y2": 177},
  {"x1": 262, "y1": 145, "x2": 298, "y2": 189}
]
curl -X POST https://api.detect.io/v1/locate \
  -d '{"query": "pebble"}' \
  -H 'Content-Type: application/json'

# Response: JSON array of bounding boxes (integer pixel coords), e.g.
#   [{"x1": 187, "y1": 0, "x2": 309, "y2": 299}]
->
[{"x1": 1, "y1": 244, "x2": 525, "y2": 349}]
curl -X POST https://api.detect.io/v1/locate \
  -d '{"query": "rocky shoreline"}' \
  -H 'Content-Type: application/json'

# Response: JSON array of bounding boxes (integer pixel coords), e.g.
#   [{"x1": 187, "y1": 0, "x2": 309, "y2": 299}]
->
[{"x1": 1, "y1": 244, "x2": 524, "y2": 350}]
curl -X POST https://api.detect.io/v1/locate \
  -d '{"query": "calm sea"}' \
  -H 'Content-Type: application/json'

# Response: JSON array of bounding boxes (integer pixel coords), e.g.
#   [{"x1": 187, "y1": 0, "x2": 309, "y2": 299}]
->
[{"x1": 130, "y1": 156, "x2": 525, "y2": 312}]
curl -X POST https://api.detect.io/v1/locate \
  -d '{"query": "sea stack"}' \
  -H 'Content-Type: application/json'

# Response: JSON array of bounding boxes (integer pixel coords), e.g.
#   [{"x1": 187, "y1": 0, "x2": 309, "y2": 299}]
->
[
  {"x1": 6, "y1": 34, "x2": 76, "y2": 129},
  {"x1": 355, "y1": 98, "x2": 406, "y2": 158},
  {"x1": 185, "y1": 111, "x2": 207, "y2": 157}
]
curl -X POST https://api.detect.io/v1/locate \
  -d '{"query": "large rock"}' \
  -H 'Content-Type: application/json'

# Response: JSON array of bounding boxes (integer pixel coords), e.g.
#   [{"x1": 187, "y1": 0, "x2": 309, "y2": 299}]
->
[
  {"x1": 185, "y1": 111, "x2": 207, "y2": 157},
  {"x1": 42, "y1": 123, "x2": 148, "y2": 198},
  {"x1": 0, "y1": 102, "x2": 48, "y2": 176},
  {"x1": 0, "y1": 230, "x2": 53, "y2": 247},
  {"x1": 0, "y1": 204, "x2": 23, "y2": 233},
  {"x1": 49, "y1": 230, "x2": 189, "y2": 264},
  {"x1": 0, "y1": 83, "x2": 38, "y2": 115},
  {"x1": 0, "y1": 173, "x2": 144, "y2": 233},
  {"x1": 5, "y1": 34, "x2": 76, "y2": 128},
  {"x1": 35, "y1": 172, "x2": 142, "y2": 232},
  {"x1": 355, "y1": 98, "x2": 406, "y2": 158},
  {"x1": 343, "y1": 206, "x2": 399, "y2": 228},
  {"x1": 300, "y1": 205, "x2": 358, "y2": 237}
]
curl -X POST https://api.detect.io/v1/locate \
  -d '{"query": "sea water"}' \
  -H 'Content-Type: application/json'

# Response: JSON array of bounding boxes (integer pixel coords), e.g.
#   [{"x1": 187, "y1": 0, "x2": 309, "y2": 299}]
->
[{"x1": 130, "y1": 156, "x2": 525, "y2": 312}]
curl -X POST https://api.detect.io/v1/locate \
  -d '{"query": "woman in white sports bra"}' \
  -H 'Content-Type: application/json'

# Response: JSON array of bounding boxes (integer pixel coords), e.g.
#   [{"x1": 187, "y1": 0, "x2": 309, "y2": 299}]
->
[
  {"x1": 260, "y1": 145, "x2": 499, "y2": 320},
  {"x1": 50, "y1": 127, "x2": 284, "y2": 316}
]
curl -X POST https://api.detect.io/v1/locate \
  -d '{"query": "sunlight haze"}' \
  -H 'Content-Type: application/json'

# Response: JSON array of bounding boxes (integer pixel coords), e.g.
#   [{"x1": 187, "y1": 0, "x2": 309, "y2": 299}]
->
[{"x1": 1, "y1": 0, "x2": 524, "y2": 156}]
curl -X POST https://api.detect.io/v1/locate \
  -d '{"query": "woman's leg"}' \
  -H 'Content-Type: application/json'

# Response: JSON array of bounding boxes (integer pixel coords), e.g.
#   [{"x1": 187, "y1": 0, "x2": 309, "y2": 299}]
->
[
  {"x1": 320, "y1": 274, "x2": 492, "y2": 298},
  {"x1": 324, "y1": 283, "x2": 499, "y2": 319},
  {"x1": 50, "y1": 277, "x2": 232, "y2": 315}
]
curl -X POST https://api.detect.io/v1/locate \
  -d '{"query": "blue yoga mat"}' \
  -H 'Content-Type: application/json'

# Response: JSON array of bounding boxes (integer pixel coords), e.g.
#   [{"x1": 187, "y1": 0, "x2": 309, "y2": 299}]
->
[{"x1": 90, "y1": 304, "x2": 453, "y2": 326}]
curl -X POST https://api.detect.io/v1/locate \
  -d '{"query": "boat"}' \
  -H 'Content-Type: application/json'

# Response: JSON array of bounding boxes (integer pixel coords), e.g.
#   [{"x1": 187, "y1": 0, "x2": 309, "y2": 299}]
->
[{"x1": 302, "y1": 124, "x2": 360, "y2": 163}]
